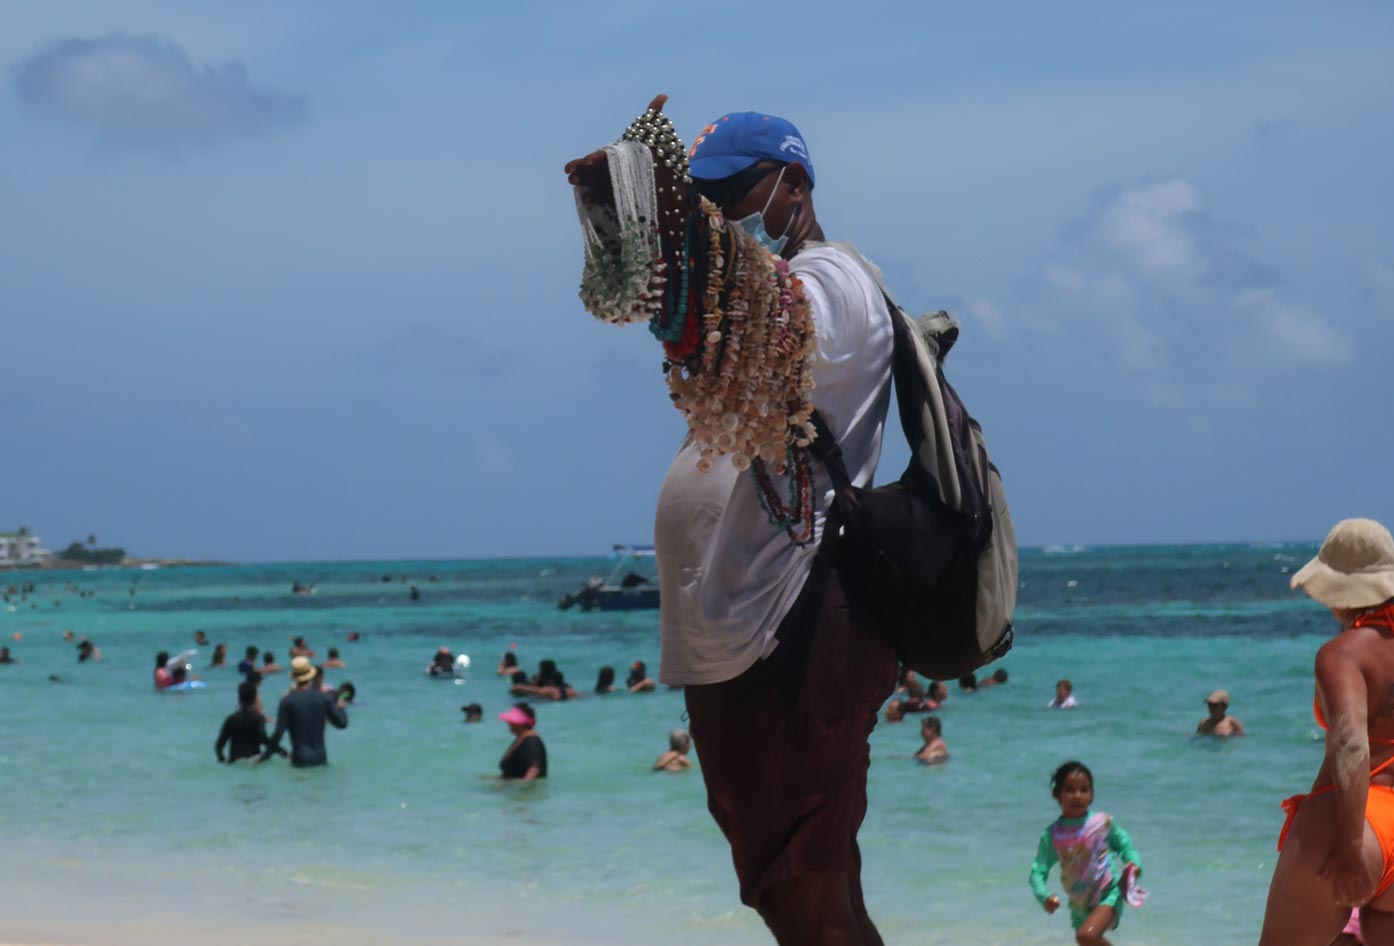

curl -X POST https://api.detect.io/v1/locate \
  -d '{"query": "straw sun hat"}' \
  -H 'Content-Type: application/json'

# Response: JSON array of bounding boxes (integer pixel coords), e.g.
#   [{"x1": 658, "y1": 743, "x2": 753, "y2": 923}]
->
[
  {"x1": 1291, "y1": 518, "x2": 1394, "y2": 610},
  {"x1": 290, "y1": 655, "x2": 317, "y2": 683}
]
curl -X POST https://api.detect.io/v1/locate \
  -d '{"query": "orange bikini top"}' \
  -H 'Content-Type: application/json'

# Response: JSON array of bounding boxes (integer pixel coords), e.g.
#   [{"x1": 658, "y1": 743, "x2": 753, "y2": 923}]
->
[
  {"x1": 1314, "y1": 699, "x2": 1394, "y2": 743},
  {"x1": 1355, "y1": 603, "x2": 1394, "y2": 633},
  {"x1": 1314, "y1": 602, "x2": 1394, "y2": 743}
]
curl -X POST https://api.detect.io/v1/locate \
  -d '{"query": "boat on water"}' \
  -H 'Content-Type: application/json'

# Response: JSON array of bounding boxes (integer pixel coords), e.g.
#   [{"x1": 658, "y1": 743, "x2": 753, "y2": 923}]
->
[{"x1": 558, "y1": 544, "x2": 659, "y2": 612}]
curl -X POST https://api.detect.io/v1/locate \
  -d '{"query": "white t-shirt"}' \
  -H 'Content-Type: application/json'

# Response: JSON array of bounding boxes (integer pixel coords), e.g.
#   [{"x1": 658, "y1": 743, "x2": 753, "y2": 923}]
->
[{"x1": 655, "y1": 244, "x2": 894, "y2": 686}]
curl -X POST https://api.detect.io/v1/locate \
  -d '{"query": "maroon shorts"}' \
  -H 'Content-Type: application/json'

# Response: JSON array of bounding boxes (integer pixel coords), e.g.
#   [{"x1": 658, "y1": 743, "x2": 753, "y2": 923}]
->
[{"x1": 683, "y1": 560, "x2": 898, "y2": 911}]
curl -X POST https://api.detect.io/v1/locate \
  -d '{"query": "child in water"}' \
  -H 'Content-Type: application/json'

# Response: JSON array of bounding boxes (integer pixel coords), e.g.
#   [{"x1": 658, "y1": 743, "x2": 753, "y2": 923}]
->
[{"x1": 1030, "y1": 761, "x2": 1143, "y2": 946}]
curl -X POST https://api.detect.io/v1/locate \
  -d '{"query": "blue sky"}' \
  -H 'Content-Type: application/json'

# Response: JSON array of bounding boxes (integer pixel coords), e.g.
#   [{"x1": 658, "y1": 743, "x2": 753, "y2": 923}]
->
[{"x1": 3, "y1": 1, "x2": 1392, "y2": 561}]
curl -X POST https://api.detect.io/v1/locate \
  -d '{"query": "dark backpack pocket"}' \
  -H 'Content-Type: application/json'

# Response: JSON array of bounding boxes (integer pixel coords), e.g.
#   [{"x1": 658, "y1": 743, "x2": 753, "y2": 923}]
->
[{"x1": 829, "y1": 480, "x2": 1003, "y2": 680}]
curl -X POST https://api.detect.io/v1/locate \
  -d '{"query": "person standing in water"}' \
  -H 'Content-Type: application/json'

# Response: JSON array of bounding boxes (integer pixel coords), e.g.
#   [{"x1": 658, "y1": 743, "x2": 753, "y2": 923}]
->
[
  {"x1": 258, "y1": 657, "x2": 348, "y2": 767},
  {"x1": 497, "y1": 703, "x2": 546, "y2": 781},
  {"x1": 154, "y1": 652, "x2": 174, "y2": 690},
  {"x1": 216, "y1": 681, "x2": 281, "y2": 764},
  {"x1": 914, "y1": 717, "x2": 948, "y2": 765},
  {"x1": 1194, "y1": 689, "x2": 1245, "y2": 737},
  {"x1": 237, "y1": 646, "x2": 259, "y2": 675},
  {"x1": 1030, "y1": 761, "x2": 1143, "y2": 946},
  {"x1": 653, "y1": 730, "x2": 694, "y2": 771},
  {"x1": 1048, "y1": 679, "x2": 1078, "y2": 709}
]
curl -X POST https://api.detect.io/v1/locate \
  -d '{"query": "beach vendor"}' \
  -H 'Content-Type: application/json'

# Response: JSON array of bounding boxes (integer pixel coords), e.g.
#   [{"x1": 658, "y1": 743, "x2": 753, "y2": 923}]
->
[
  {"x1": 1260, "y1": 518, "x2": 1394, "y2": 946},
  {"x1": 566, "y1": 95, "x2": 897, "y2": 945}
]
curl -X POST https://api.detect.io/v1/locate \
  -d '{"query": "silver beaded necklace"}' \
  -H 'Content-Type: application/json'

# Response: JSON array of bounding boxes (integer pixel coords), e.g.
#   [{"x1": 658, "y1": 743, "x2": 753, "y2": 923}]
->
[{"x1": 574, "y1": 141, "x2": 661, "y2": 325}]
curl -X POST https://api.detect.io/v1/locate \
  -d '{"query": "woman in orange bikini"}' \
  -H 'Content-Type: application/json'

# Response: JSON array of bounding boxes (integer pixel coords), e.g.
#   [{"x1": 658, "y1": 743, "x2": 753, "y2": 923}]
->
[{"x1": 1259, "y1": 518, "x2": 1394, "y2": 946}]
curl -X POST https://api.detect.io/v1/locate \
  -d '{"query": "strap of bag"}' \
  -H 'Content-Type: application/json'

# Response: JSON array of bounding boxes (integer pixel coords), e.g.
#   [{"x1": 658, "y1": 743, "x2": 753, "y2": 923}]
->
[{"x1": 808, "y1": 410, "x2": 852, "y2": 492}]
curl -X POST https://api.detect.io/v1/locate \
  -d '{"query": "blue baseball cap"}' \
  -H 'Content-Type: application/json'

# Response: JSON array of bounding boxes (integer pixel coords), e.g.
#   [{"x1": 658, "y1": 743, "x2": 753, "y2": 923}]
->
[{"x1": 688, "y1": 112, "x2": 815, "y2": 189}]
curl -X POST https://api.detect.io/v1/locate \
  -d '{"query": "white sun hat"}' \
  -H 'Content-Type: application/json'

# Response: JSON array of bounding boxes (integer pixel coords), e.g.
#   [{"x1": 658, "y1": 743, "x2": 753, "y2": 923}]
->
[{"x1": 1291, "y1": 518, "x2": 1394, "y2": 610}]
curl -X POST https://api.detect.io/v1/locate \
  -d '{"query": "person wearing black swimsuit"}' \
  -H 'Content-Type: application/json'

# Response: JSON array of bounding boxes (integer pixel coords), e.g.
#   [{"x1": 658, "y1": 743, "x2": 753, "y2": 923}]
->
[{"x1": 498, "y1": 703, "x2": 546, "y2": 781}]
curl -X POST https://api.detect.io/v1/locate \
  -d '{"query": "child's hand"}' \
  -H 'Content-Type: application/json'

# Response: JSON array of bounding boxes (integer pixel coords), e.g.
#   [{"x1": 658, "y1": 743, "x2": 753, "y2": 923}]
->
[{"x1": 1043, "y1": 895, "x2": 1060, "y2": 914}]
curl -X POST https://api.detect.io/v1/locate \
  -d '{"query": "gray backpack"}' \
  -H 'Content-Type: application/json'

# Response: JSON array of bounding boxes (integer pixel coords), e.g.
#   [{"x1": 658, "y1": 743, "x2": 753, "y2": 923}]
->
[{"x1": 809, "y1": 244, "x2": 1017, "y2": 679}]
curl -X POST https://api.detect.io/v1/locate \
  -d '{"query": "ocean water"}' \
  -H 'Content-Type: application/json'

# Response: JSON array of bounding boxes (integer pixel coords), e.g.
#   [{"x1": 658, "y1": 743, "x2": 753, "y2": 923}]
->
[{"x1": 0, "y1": 544, "x2": 1338, "y2": 945}]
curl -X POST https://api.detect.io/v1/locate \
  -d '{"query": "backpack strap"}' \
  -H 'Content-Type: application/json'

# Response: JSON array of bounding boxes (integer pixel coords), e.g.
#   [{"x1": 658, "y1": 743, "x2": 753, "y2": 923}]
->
[
  {"x1": 801, "y1": 242, "x2": 967, "y2": 504},
  {"x1": 808, "y1": 410, "x2": 851, "y2": 492}
]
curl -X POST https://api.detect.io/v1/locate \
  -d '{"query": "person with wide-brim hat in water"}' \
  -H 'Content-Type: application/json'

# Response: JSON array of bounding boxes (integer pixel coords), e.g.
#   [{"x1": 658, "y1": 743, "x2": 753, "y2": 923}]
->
[
  {"x1": 1259, "y1": 518, "x2": 1394, "y2": 945},
  {"x1": 257, "y1": 656, "x2": 349, "y2": 768}
]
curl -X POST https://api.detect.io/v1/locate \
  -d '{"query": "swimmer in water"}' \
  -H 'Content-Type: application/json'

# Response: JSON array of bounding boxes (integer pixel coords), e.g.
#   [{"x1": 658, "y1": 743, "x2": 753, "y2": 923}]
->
[
  {"x1": 0, "y1": 646, "x2": 15, "y2": 664},
  {"x1": 497, "y1": 649, "x2": 519, "y2": 677},
  {"x1": 1195, "y1": 689, "x2": 1245, "y2": 738},
  {"x1": 626, "y1": 660, "x2": 656, "y2": 693},
  {"x1": 154, "y1": 651, "x2": 174, "y2": 690},
  {"x1": 429, "y1": 646, "x2": 455, "y2": 676},
  {"x1": 595, "y1": 665, "x2": 616, "y2": 694},
  {"x1": 210, "y1": 643, "x2": 228, "y2": 668},
  {"x1": 979, "y1": 668, "x2": 1009, "y2": 688},
  {"x1": 914, "y1": 716, "x2": 948, "y2": 765},
  {"x1": 1048, "y1": 679, "x2": 1078, "y2": 709},
  {"x1": 653, "y1": 730, "x2": 693, "y2": 772},
  {"x1": 261, "y1": 652, "x2": 283, "y2": 675},
  {"x1": 237, "y1": 646, "x2": 259, "y2": 675},
  {"x1": 324, "y1": 647, "x2": 346, "y2": 669}
]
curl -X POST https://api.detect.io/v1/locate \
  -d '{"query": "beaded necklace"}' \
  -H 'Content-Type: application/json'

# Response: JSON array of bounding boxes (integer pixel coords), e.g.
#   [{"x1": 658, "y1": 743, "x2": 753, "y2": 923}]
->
[
  {"x1": 574, "y1": 141, "x2": 663, "y2": 326},
  {"x1": 574, "y1": 111, "x2": 820, "y2": 543}
]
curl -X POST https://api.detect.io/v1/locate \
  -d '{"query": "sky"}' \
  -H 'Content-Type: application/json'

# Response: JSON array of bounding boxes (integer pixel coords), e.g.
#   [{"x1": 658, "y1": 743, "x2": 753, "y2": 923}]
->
[{"x1": 2, "y1": 1, "x2": 1392, "y2": 562}]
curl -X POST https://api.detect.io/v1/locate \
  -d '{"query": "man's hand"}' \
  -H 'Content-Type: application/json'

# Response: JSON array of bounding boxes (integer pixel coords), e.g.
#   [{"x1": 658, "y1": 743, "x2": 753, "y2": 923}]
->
[
  {"x1": 1319, "y1": 846, "x2": 1379, "y2": 907},
  {"x1": 1043, "y1": 895, "x2": 1060, "y2": 914},
  {"x1": 565, "y1": 94, "x2": 669, "y2": 193}
]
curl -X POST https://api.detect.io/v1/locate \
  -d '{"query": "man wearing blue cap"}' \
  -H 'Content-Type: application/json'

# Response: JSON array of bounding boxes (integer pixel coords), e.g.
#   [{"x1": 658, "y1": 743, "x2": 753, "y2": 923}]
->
[{"x1": 567, "y1": 95, "x2": 897, "y2": 946}]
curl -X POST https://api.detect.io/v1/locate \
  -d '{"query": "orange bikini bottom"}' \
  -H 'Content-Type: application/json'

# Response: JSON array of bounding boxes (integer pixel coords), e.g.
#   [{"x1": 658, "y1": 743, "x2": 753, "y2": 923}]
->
[{"x1": 1280, "y1": 782, "x2": 1394, "y2": 898}]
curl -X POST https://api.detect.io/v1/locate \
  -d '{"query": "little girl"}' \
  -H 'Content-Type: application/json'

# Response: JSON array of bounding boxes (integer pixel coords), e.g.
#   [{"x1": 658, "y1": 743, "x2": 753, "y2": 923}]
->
[{"x1": 1029, "y1": 761, "x2": 1143, "y2": 946}]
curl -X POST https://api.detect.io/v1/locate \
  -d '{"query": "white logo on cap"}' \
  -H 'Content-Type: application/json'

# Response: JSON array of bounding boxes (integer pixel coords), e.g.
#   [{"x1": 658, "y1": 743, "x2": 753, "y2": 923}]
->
[{"x1": 778, "y1": 136, "x2": 808, "y2": 160}]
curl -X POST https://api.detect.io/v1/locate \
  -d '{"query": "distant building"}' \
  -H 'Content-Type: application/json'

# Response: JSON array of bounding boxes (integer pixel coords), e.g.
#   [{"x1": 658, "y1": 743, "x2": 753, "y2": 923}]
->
[{"x1": 0, "y1": 531, "x2": 52, "y2": 567}]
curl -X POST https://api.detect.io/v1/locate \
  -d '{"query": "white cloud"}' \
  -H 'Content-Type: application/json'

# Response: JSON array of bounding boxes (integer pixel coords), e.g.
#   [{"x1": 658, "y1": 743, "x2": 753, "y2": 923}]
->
[
  {"x1": 967, "y1": 300, "x2": 1007, "y2": 340},
  {"x1": 1043, "y1": 264, "x2": 1135, "y2": 308},
  {"x1": 11, "y1": 33, "x2": 305, "y2": 150},
  {"x1": 1237, "y1": 289, "x2": 1353, "y2": 367},
  {"x1": 1093, "y1": 178, "x2": 1207, "y2": 285},
  {"x1": 1031, "y1": 178, "x2": 1350, "y2": 371}
]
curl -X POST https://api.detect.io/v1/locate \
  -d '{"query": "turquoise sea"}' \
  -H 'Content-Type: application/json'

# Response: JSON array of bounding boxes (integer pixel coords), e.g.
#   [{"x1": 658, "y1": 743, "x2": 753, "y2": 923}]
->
[{"x1": 0, "y1": 545, "x2": 1339, "y2": 945}]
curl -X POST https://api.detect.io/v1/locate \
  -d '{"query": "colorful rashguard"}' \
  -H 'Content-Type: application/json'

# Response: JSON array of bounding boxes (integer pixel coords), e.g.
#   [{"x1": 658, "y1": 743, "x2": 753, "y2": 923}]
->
[{"x1": 1029, "y1": 810, "x2": 1142, "y2": 929}]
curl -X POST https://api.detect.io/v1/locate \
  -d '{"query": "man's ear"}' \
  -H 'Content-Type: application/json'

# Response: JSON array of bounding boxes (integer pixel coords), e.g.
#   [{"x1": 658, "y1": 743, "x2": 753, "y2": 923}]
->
[{"x1": 786, "y1": 162, "x2": 811, "y2": 195}]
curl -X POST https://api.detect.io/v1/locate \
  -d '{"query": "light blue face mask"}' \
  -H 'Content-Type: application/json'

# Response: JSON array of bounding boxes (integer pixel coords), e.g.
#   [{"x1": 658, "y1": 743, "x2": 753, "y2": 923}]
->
[{"x1": 734, "y1": 166, "x2": 790, "y2": 255}]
